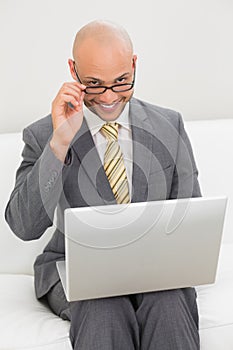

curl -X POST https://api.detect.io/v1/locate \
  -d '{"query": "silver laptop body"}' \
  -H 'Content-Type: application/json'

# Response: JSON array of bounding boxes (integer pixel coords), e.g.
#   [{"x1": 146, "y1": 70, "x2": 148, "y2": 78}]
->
[{"x1": 57, "y1": 196, "x2": 227, "y2": 301}]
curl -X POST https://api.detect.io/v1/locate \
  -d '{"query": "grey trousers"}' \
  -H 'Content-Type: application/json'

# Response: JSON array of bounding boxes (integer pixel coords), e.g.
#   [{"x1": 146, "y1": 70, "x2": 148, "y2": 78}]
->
[{"x1": 46, "y1": 281, "x2": 200, "y2": 350}]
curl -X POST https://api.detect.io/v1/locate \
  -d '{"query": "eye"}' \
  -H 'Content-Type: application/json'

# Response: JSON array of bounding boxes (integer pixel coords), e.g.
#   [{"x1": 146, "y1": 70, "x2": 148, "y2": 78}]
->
[
  {"x1": 86, "y1": 80, "x2": 100, "y2": 86},
  {"x1": 116, "y1": 77, "x2": 126, "y2": 84}
]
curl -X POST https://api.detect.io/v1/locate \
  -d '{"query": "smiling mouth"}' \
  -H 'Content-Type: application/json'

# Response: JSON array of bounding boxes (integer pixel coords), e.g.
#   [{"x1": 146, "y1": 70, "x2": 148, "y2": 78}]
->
[
  {"x1": 86, "y1": 99, "x2": 125, "y2": 119},
  {"x1": 100, "y1": 103, "x2": 116, "y2": 109},
  {"x1": 96, "y1": 101, "x2": 122, "y2": 112}
]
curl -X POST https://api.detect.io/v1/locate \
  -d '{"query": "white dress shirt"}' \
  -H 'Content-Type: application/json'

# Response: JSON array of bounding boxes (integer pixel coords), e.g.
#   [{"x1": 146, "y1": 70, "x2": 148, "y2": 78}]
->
[{"x1": 84, "y1": 103, "x2": 133, "y2": 199}]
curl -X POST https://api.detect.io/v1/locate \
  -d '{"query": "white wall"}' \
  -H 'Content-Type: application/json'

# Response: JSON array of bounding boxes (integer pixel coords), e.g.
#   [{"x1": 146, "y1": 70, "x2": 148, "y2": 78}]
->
[{"x1": 0, "y1": 0, "x2": 233, "y2": 133}]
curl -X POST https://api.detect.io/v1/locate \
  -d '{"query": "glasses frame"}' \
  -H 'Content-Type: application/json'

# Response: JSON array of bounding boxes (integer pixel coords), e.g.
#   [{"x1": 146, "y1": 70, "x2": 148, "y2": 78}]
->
[{"x1": 73, "y1": 60, "x2": 136, "y2": 95}]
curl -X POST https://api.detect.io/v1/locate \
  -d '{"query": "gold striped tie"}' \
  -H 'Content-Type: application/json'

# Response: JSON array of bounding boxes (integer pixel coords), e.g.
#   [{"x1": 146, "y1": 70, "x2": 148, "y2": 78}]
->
[{"x1": 101, "y1": 123, "x2": 130, "y2": 204}]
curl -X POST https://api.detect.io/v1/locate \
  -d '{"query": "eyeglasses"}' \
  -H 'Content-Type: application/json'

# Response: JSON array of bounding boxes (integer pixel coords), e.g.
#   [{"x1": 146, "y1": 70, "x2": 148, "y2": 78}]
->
[{"x1": 73, "y1": 61, "x2": 136, "y2": 95}]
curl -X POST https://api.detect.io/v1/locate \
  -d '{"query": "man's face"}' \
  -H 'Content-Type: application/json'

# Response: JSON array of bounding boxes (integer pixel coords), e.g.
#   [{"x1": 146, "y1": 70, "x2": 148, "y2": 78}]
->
[{"x1": 70, "y1": 38, "x2": 137, "y2": 121}]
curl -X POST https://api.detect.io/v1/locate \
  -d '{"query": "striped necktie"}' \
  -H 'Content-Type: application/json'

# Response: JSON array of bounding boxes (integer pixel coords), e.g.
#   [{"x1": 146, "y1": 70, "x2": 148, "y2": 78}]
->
[{"x1": 101, "y1": 123, "x2": 130, "y2": 204}]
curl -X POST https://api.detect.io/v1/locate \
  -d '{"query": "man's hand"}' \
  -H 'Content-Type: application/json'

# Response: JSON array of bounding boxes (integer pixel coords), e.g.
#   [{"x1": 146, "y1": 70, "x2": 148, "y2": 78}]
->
[{"x1": 50, "y1": 82, "x2": 86, "y2": 162}]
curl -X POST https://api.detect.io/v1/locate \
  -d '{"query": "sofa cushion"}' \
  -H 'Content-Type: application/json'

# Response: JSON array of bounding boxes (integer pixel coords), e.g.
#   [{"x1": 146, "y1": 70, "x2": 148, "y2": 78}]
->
[
  {"x1": 197, "y1": 244, "x2": 233, "y2": 349},
  {"x1": 185, "y1": 119, "x2": 233, "y2": 244},
  {"x1": 0, "y1": 132, "x2": 56, "y2": 275},
  {"x1": 1, "y1": 120, "x2": 233, "y2": 276},
  {"x1": 0, "y1": 274, "x2": 72, "y2": 350}
]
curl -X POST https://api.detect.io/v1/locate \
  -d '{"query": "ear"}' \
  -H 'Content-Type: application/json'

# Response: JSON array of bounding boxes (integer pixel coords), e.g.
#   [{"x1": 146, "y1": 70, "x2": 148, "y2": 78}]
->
[
  {"x1": 132, "y1": 54, "x2": 137, "y2": 68},
  {"x1": 68, "y1": 59, "x2": 77, "y2": 81}
]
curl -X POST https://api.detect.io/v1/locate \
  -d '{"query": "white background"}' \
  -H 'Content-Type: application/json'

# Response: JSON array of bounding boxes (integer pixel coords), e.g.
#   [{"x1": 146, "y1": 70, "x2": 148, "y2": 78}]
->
[{"x1": 0, "y1": 0, "x2": 233, "y2": 133}]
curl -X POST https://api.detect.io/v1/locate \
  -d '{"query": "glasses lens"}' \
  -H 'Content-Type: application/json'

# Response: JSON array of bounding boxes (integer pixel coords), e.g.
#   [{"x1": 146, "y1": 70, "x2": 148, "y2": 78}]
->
[
  {"x1": 112, "y1": 84, "x2": 133, "y2": 92},
  {"x1": 85, "y1": 87, "x2": 106, "y2": 94}
]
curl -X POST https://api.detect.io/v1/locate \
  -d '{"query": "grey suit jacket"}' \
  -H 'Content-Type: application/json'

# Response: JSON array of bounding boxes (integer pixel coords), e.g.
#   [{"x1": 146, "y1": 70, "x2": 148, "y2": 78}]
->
[{"x1": 5, "y1": 98, "x2": 201, "y2": 299}]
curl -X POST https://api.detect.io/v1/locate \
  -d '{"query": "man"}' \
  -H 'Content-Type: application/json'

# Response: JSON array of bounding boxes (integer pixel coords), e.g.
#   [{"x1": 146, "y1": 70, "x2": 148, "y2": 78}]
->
[{"x1": 5, "y1": 20, "x2": 201, "y2": 349}]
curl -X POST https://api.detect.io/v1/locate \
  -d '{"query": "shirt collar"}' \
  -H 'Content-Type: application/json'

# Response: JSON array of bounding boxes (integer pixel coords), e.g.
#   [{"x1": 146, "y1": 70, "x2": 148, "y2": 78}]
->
[{"x1": 84, "y1": 102, "x2": 130, "y2": 137}]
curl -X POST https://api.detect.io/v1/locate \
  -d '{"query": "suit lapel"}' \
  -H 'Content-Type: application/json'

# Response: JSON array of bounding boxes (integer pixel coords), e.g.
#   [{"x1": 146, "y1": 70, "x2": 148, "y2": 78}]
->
[
  {"x1": 71, "y1": 119, "x2": 116, "y2": 205},
  {"x1": 129, "y1": 99, "x2": 153, "y2": 203}
]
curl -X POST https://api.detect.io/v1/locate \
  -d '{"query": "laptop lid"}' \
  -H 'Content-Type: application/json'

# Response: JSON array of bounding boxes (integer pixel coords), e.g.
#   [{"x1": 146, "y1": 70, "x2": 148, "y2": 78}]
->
[{"x1": 57, "y1": 196, "x2": 227, "y2": 301}]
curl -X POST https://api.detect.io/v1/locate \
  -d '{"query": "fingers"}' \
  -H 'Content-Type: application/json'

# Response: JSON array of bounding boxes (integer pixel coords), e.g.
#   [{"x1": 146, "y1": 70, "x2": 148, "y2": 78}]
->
[
  {"x1": 58, "y1": 82, "x2": 86, "y2": 107},
  {"x1": 52, "y1": 81, "x2": 86, "y2": 117}
]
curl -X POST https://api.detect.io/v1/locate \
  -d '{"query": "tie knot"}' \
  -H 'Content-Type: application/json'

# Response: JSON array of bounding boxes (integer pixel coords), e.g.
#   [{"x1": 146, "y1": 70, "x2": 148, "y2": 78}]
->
[{"x1": 101, "y1": 123, "x2": 119, "y2": 141}]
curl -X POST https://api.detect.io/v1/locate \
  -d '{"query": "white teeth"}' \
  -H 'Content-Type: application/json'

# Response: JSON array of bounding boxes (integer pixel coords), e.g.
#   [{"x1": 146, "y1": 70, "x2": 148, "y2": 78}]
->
[{"x1": 100, "y1": 103, "x2": 116, "y2": 109}]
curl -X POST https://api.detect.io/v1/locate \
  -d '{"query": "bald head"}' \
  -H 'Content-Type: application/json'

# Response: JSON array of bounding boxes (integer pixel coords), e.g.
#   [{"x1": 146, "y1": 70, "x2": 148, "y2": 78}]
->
[
  {"x1": 68, "y1": 20, "x2": 137, "y2": 121},
  {"x1": 72, "y1": 20, "x2": 133, "y2": 59}
]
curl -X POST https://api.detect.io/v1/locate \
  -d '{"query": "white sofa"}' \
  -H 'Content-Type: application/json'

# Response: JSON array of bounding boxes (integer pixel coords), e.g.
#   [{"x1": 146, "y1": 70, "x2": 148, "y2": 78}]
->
[{"x1": 1, "y1": 118, "x2": 233, "y2": 350}]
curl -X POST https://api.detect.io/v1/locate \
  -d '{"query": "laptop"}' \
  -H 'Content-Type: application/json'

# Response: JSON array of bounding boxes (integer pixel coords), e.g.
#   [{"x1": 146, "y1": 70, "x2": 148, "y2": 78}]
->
[{"x1": 56, "y1": 196, "x2": 227, "y2": 301}]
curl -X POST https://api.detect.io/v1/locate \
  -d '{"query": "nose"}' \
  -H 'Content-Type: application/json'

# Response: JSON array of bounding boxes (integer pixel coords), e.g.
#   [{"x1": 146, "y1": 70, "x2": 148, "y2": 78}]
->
[{"x1": 98, "y1": 88, "x2": 118, "y2": 103}]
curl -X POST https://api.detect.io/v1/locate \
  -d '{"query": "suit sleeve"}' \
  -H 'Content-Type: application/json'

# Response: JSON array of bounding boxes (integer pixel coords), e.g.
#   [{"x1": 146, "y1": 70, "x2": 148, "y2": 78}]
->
[
  {"x1": 169, "y1": 114, "x2": 202, "y2": 199},
  {"x1": 5, "y1": 127, "x2": 69, "y2": 241}
]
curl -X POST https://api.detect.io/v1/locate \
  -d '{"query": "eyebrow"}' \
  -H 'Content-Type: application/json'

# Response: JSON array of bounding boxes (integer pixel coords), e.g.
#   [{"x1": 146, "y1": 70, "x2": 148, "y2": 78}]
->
[{"x1": 84, "y1": 72, "x2": 131, "y2": 84}]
